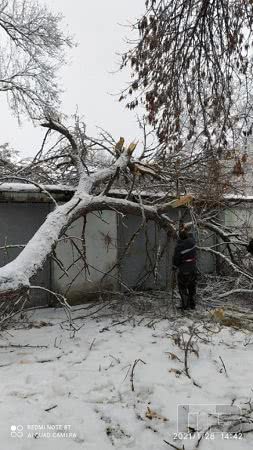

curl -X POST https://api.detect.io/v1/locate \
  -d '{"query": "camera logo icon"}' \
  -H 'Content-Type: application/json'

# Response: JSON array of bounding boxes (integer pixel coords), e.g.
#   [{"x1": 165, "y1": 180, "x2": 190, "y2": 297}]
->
[{"x1": 10, "y1": 425, "x2": 23, "y2": 438}]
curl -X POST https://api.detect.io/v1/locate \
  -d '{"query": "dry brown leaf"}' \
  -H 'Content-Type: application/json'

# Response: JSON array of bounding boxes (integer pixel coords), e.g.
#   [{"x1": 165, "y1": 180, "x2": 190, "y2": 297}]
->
[
  {"x1": 169, "y1": 368, "x2": 182, "y2": 377},
  {"x1": 242, "y1": 153, "x2": 248, "y2": 163},
  {"x1": 127, "y1": 141, "x2": 138, "y2": 155},
  {"x1": 133, "y1": 162, "x2": 157, "y2": 176},
  {"x1": 210, "y1": 308, "x2": 243, "y2": 328},
  {"x1": 169, "y1": 195, "x2": 193, "y2": 208},
  {"x1": 115, "y1": 137, "x2": 125, "y2": 153},
  {"x1": 210, "y1": 308, "x2": 225, "y2": 322},
  {"x1": 145, "y1": 406, "x2": 168, "y2": 421},
  {"x1": 166, "y1": 352, "x2": 182, "y2": 362},
  {"x1": 133, "y1": 166, "x2": 142, "y2": 176}
]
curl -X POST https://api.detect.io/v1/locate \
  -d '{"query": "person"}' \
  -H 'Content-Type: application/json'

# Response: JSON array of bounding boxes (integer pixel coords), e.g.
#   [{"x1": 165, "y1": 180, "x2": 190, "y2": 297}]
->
[
  {"x1": 247, "y1": 238, "x2": 253, "y2": 255},
  {"x1": 172, "y1": 224, "x2": 197, "y2": 310}
]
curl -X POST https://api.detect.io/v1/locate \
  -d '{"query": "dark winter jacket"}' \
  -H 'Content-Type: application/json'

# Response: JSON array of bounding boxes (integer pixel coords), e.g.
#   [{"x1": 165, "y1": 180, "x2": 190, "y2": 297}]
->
[
  {"x1": 173, "y1": 235, "x2": 197, "y2": 273},
  {"x1": 247, "y1": 239, "x2": 253, "y2": 255}
]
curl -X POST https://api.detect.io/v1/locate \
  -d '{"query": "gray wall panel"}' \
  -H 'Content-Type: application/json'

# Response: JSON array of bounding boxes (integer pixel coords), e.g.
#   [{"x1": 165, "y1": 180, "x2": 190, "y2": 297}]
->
[
  {"x1": 118, "y1": 215, "x2": 173, "y2": 290},
  {"x1": 0, "y1": 202, "x2": 51, "y2": 306}
]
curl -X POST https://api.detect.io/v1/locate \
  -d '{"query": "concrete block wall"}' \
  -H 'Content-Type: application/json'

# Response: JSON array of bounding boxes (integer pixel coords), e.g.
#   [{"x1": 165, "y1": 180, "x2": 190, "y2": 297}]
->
[
  {"x1": 52, "y1": 211, "x2": 118, "y2": 302},
  {"x1": 117, "y1": 214, "x2": 172, "y2": 290},
  {"x1": 0, "y1": 187, "x2": 227, "y2": 305},
  {"x1": 0, "y1": 202, "x2": 51, "y2": 306}
]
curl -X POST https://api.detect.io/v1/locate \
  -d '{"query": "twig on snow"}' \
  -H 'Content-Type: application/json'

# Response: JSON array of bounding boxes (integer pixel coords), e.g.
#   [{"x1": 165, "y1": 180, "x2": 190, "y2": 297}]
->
[
  {"x1": 130, "y1": 358, "x2": 146, "y2": 392},
  {"x1": 0, "y1": 344, "x2": 48, "y2": 349},
  {"x1": 194, "y1": 425, "x2": 215, "y2": 449},
  {"x1": 184, "y1": 328, "x2": 202, "y2": 388},
  {"x1": 219, "y1": 355, "x2": 228, "y2": 377},
  {"x1": 45, "y1": 404, "x2": 58, "y2": 412},
  {"x1": 164, "y1": 440, "x2": 185, "y2": 450}
]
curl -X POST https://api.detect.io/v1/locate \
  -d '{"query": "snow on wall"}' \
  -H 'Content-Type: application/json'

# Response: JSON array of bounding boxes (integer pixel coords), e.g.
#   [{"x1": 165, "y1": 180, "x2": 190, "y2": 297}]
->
[
  {"x1": 0, "y1": 183, "x2": 74, "y2": 192},
  {"x1": 52, "y1": 211, "x2": 118, "y2": 303}
]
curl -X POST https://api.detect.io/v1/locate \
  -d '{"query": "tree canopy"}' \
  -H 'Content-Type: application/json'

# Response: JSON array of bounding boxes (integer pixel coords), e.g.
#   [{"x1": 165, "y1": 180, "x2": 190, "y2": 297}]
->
[
  {"x1": 0, "y1": 0, "x2": 73, "y2": 119},
  {"x1": 122, "y1": 0, "x2": 253, "y2": 158}
]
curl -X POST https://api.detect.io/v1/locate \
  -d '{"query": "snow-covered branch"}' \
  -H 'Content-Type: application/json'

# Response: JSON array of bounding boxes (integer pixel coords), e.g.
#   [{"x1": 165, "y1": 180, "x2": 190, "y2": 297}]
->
[
  {"x1": 0, "y1": 119, "x2": 176, "y2": 300},
  {"x1": 197, "y1": 246, "x2": 253, "y2": 282}
]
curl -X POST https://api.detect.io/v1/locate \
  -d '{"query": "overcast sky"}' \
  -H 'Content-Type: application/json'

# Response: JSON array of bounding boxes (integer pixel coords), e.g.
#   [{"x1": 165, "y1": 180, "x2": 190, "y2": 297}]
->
[{"x1": 1, "y1": 0, "x2": 145, "y2": 157}]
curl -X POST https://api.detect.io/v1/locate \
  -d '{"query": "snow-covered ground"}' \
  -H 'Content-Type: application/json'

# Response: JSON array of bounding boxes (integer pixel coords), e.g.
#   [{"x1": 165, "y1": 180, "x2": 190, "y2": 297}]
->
[{"x1": 0, "y1": 302, "x2": 253, "y2": 450}]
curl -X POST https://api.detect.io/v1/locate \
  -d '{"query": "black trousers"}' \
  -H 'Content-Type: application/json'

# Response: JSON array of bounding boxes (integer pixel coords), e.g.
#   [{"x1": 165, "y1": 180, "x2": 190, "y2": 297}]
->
[{"x1": 177, "y1": 269, "x2": 197, "y2": 309}]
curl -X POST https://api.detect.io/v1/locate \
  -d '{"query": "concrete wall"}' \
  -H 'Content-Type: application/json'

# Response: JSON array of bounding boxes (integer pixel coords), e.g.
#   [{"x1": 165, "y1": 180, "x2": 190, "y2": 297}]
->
[
  {"x1": 197, "y1": 229, "x2": 216, "y2": 274},
  {"x1": 0, "y1": 187, "x2": 237, "y2": 306},
  {"x1": 117, "y1": 208, "x2": 216, "y2": 289},
  {"x1": 117, "y1": 215, "x2": 173, "y2": 290},
  {"x1": 52, "y1": 210, "x2": 118, "y2": 303},
  {"x1": 225, "y1": 206, "x2": 253, "y2": 234},
  {"x1": 0, "y1": 202, "x2": 51, "y2": 306}
]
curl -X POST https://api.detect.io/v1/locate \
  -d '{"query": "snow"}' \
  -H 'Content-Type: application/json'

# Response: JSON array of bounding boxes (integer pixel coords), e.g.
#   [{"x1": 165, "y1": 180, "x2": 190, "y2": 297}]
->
[
  {"x1": 0, "y1": 183, "x2": 75, "y2": 193},
  {"x1": 2, "y1": 182, "x2": 253, "y2": 203},
  {"x1": 0, "y1": 304, "x2": 253, "y2": 449},
  {"x1": 224, "y1": 194, "x2": 253, "y2": 201}
]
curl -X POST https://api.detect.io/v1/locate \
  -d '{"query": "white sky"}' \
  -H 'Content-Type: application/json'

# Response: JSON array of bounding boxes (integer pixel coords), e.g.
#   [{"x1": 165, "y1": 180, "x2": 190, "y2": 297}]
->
[{"x1": 1, "y1": 0, "x2": 145, "y2": 157}]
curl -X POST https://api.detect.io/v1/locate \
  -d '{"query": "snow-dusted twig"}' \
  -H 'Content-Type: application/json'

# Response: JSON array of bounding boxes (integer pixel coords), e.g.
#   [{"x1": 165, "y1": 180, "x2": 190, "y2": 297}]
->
[
  {"x1": 30, "y1": 285, "x2": 71, "y2": 324},
  {"x1": 183, "y1": 328, "x2": 202, "y2": 388},
  {"x1": 218, "y1": 289, "x2": 253, "y2": 298},
  {"x1": 194, "y1": 425, "x2": 217, "y2": 449},
  {"x1": 44, "y1": 405, "x2": 58, "y2": 412},
  {"x1": 0, "y1": 343, "x2": 48, "y2": 349},
  {"x1": 164, "y1": 440, "x2": 185, "y2": 450},
  {"x1": 219, "y1": 355, "x2": 228, "y2": 377},
  {"x1": 130, "y1": 359, "x2": 146, "y2": 392},
  {"x1": 197, "y1": 246, "x2": 253, "y2": 282}
]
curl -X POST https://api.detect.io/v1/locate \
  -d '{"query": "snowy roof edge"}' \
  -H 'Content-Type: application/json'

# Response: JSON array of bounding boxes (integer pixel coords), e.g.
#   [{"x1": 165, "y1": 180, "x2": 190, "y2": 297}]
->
[
  {"x1": 0, "y1": 183, "x2": 253, "y2": 201},
  {"x1": 0, "y1": 183, "x2": 75, "y2": 193}
]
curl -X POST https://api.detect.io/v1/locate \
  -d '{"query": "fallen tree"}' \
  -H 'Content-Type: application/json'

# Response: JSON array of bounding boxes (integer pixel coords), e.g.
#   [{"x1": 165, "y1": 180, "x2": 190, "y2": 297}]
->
[
  {"x1": 0, "y1": 117, "x2": 178, "y2": 301},
  {"x1": 0, "y1": 0, "x2": 253, "y2": 308},
  {"x1": 0, "y1": 116, "x2": 252, "y2": 305}
]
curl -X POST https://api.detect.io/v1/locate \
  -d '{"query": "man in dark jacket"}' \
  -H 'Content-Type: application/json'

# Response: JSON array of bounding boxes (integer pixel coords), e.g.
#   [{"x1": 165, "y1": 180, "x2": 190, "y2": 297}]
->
[
  {"x1": 172, "y1": 225, "x2": 197, "y2": 310},
  {"x1": 247, "y1": 238, "x2": 253, "y2": 255}
]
